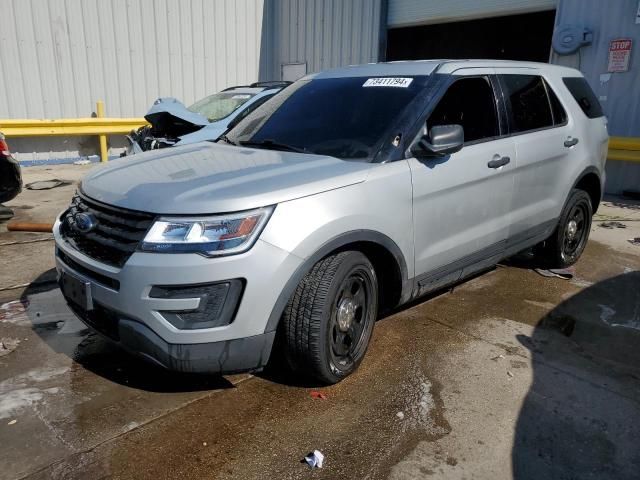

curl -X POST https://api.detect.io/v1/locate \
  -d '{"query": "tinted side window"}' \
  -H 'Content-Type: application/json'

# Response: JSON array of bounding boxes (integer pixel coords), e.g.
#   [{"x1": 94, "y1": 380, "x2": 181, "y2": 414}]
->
[
  {"x1": 562, "y1": 77, "x2": 604, "y2": 119},
  {"x1": 501, "y1": 75, "x2": 553, "y2": 133},
  {"x1": 546, "y1": 82, "x2": 567, "y2": 125},
  {"x1": 428, "y1": 77, "x2": 499, "y2": 143}
]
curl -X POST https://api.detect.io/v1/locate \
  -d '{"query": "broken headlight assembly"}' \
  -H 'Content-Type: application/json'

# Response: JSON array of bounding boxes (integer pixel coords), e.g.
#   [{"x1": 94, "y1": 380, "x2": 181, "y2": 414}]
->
[{"x1": 140, "y1": 206, "x2": 273, "y2": 256}]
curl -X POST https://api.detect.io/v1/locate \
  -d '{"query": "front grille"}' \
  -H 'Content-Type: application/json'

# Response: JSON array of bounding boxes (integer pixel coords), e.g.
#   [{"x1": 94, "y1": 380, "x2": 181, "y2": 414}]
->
[
  {"x1": 57, "y1": 248, "x2": 121, "y2": 291},
  {"x1": 60, "y1": 193, "x2": 155, "y2": 268}
]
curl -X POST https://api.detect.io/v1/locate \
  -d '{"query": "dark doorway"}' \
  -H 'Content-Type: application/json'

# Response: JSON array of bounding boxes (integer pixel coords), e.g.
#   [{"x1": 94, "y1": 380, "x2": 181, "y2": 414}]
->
[{"x1": 386, "y1": 10, "x2": 556, "y2": 63}]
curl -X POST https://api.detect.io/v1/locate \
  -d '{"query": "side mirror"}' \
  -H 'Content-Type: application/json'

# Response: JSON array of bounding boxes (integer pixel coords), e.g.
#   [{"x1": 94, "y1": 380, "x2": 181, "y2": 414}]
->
[{"x1": 411, "y1": 124, "x2": 464, "y2": 158}]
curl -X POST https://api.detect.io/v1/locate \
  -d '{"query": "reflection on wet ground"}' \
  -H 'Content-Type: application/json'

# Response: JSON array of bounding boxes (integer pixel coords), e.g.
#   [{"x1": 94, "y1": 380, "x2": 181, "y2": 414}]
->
[{"x1": 0, "y1": 239, "x2": 638, "y2": 479}]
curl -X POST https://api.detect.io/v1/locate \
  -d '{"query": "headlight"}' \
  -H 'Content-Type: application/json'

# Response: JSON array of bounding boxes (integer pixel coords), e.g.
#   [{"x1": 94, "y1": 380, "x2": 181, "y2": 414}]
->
[{"x1": 140, "y1": 206, "x2": 273, "y2": 256}]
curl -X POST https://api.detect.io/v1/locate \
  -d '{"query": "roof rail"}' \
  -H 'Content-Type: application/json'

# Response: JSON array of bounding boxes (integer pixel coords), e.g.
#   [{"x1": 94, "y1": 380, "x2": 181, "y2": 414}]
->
[
  {"x1": 221, "y1": 81, "x2": 291, "y2": 92},
  {"x1": 221, "y1": 85, "x2": 248, "y2": 91},
  {"x1": 249, "y1": 81, "x2": 292, "y2": 89}
]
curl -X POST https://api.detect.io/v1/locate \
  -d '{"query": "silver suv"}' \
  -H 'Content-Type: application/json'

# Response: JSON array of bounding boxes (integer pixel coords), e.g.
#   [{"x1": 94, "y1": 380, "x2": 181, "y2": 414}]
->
[{"x1": 54, "y1": 60, "x2": 608, "y2": 384}]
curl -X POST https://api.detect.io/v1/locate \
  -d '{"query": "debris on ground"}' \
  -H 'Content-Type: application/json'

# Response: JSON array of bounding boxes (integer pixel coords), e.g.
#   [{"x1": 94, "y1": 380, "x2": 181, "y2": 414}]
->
[
  {"x1": 7, "y1": 419, "x2": 17, "y2": 425},
  {"x1": 0, "y1": 204, "x2": 14, "y2": 221},
  {"x1": 0, "y1": 338, "x2": 20, "y2": 357},
  {"x1": 629, "y1": 237, "x2": 640, "y2": 246},
  {"x1": 491, "y1": 354, "x2": 505, "y2": 361},
  {"x1": 73, "y1": 159, "x2": 91, "y2": 165},
  {"x1": 0, "y1": 300, "x2": 29, "y2": 323},
  {"x1": 507, "y1": 371, "x2": 514, "y2": 378},
  {"x1": 396, "y1": 411, "x2": 405, "y2": 420},
  {"x1": 6, "y1": 222, "x2": 53, "y2": 233},
  {"x1": 534, "y1": 267, "x2": 575, "y2": 279},
  {"x1": 25, "y1": 179, "x2": 71, "y2": 190},
  {"x1": 310, "y1": 391, "x2": 328, "y2": 400},
  {"x1": 304, "y1": 450, "x2": 324, "y2": 469},
  {"x1": 599, "y1": 221, "x2": 627, "y2": 229}
]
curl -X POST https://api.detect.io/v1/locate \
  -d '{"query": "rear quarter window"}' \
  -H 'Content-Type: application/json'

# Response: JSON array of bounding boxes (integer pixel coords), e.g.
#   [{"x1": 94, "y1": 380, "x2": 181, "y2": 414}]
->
[
  {"x1": 500, "y1": 74, "x2": 554, "y2": 133},
  {"x1": 562, "y1": 77, "x2": 604, "y2": 119}
]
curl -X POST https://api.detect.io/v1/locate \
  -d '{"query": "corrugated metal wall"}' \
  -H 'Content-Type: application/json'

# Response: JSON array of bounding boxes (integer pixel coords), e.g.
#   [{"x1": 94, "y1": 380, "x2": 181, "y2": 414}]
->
[
  {"x1": 0, "y1": 0, "x2": 267, "y2": 119},
  {"x1": 551, "y1": 0, "x2": 640, "y2": 194},
  {"x1": 260, "y1": 0, "x2": 382, "y2": 81},
  {"x1": 387, "y1": 0, "x2": 556, "y2": 28}
]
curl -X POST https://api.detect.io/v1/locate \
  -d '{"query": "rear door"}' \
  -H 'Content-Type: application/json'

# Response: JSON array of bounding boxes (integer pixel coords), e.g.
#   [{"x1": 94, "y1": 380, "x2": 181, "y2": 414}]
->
[
  {"x1": 495, "y1": 70, "x2": 577, "y2": 247},
  {"x1": 408, "y1": 70, "x2": 516, "y2": 295}
]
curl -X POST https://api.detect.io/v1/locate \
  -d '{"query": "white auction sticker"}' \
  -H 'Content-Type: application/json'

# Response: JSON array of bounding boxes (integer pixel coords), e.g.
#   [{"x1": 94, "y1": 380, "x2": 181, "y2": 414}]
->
[
  {"x1": 363, "y1": 77, "x2": 413, "y2": 88},
  {"x1": 232, "y1": 94, "x2": 251, "y2": 99}
]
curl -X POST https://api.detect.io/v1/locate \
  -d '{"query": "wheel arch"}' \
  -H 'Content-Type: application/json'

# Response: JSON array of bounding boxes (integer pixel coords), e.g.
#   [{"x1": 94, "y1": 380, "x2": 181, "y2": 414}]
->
[
  {"x1": 572, "y1": 167, "x2": 603, "y2": 213},
  {"x1": 264, "y1": 230, "x2": 410, "y2": 333}
]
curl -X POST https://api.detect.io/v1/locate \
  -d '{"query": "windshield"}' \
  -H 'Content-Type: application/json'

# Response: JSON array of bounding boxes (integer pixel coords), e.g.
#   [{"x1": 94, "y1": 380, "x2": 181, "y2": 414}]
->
[
  {"x1": 225, "y1": 76, "x2": 429, "y2": 160},
  {"x1": 188, "y1": 92, "x2": 257, "y2": 122}
]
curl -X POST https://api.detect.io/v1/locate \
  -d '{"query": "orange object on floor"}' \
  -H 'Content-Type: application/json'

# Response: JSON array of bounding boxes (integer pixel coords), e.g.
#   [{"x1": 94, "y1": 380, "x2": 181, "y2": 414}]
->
[{"x1": 6, "y1": 222, "x2": 53, "y2": 233}]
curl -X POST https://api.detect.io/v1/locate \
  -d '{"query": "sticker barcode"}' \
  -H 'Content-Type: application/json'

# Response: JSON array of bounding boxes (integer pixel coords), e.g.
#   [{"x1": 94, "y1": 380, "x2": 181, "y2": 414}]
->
[{"x1": 363, "y1": 77, "x2": 413, "y2": 88}]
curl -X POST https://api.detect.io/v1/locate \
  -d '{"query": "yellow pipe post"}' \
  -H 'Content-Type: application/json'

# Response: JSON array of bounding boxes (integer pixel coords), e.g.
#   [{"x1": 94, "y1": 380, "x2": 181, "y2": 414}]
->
[{"x1": 96, "y1": 100, "x2": 108, "y2": 162}]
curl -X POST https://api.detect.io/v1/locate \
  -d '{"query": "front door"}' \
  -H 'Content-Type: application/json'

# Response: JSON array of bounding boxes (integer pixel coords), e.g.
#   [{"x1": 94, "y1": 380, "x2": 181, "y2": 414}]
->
[{"x1": 408, "y1": 72, "x2": 516, "y2": 295}]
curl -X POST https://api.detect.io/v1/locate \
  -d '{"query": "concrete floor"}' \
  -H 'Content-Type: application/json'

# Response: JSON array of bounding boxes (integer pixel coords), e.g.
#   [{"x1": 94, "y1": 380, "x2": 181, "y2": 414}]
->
[{"x1": 1, "y1": 164, "x2": 640, "y2": 480}]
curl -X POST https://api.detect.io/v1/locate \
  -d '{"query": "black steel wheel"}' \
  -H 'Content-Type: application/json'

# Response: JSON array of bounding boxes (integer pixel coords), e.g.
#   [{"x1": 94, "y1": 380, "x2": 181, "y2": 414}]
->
[
  {"x1": 281, "y1": 251, "x2": 378, "y2": 384},
  {"x1": 561, "y1": 201, "x2": 590, "y2": 264},
  {"x1": 536, "y1": 189, "x2": 593, "y2": 268},
  {"x1": 328, "y1": 267, "x2": 375, "y2": 374}
]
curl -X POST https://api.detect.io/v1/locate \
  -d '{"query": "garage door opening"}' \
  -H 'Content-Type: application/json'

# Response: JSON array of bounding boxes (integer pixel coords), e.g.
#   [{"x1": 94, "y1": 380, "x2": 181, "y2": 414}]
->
[{"x1": 386, "y1": 10, "x2": 556, "y2": 63}]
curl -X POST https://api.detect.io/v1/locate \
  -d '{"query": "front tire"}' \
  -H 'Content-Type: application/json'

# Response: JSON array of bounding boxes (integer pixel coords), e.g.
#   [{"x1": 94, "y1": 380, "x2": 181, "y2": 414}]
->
[
  {"x1": 281, "y1": 251, "x2": 378, "y2": 384},
  {"x1": 536, "y1": 189, "x2": 593, "y2": 268}
]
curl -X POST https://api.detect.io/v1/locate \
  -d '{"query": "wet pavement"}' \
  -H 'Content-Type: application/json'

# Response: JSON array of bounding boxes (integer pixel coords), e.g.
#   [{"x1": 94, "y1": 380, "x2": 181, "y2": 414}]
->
[
  {"x1": 1, "y1": 165, "x2": 639, "y2": 479},
  {"x1": 0, "y1": 237, "x2": 638, "y2": 480}
]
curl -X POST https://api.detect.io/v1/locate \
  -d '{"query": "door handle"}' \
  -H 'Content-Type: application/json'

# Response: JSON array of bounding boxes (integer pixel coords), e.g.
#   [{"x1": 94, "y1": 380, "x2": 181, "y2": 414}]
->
[
  {"x1": 487, "y1": 156, "x2": 510, "y2": 169},
  {"x1": 564, "y1": 137, "x2": 579, "y2": 147}
]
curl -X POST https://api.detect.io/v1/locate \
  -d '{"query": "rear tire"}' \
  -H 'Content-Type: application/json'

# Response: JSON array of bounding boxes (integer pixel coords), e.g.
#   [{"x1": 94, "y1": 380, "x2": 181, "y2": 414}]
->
[
  {"x1": 536, "y1": 189, "x2": 593, "y2": 268},
  {"x1": 281, "y1": 251, "x2": 378, "y2": 385}
]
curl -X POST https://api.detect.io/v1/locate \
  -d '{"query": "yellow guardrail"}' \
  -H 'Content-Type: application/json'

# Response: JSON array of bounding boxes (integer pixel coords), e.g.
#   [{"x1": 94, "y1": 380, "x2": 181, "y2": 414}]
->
[
  {"x1": 608, "y1": 136, "x2": 640, "y2": 163},
  {"x1": 0, "y1": 101, "x2": 146, "y2": 162},
  {"x1": 0, "y1": 117, "x2": 146, "y2": 136}
]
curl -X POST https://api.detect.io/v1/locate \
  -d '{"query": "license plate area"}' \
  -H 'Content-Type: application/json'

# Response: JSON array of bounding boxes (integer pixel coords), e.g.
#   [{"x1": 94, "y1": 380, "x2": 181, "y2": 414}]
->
[{"x1": 60, "y1": 271, "x2": 93, "y2": 311}]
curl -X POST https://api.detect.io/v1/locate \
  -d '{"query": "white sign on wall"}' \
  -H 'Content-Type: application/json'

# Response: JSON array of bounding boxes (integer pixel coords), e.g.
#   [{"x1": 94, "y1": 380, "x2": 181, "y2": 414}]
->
[
  {"x1": 607, "y1": 38, "x2": 633, "y2": 72},
  {"x1": 282, "y1": 63, "x2": 307, "y2": 82},
  {"x1": 636, "y1": 0, "x2": 640, "y2": 24}
]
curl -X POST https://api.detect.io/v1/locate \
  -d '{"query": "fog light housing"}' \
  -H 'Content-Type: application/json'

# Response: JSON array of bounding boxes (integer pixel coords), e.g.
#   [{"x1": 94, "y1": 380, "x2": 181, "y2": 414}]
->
[{"x1": 150, "y1": 280, "x2": 244, "y2": 330}]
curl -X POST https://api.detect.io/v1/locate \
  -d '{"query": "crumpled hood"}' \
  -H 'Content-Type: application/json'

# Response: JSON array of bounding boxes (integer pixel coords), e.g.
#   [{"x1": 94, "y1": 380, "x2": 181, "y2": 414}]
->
[
  {"x1": 145, "y1": 97, "x2": 209, "y2": 136},
  {"x1": 81, "y1": 142, "x2": 371, "y2": 214}
]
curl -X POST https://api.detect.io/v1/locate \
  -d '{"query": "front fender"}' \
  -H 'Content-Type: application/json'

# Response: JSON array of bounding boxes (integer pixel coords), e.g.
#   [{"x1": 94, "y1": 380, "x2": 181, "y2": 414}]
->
[{"x1": 260, "y1": 161, "x2": 414, "y2": 332}]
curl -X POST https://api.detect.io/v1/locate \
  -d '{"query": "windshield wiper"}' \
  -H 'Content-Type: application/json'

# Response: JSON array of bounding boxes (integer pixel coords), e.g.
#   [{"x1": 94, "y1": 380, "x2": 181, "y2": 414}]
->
[
  {"x1": 238, "y1": 139, "x2": 306, "y2": 154},
  {"x1": 218, "y1": 134, "x2": 237, "y2": 146}
]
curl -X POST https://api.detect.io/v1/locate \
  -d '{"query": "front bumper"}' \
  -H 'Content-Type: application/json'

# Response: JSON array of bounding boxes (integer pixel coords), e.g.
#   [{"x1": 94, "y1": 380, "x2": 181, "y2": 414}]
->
[
  {"x1": 53, "y1": 218, "x2": 302, "y2": 373},
  {"x1": 69, "y1": 298, "x2": 275, "y2": 373}
]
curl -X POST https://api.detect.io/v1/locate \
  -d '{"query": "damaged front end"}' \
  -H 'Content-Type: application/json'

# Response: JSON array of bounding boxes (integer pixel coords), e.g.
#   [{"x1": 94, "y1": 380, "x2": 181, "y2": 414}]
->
[{"x1": 125, "y1": 97, "x2": 210, "y2": 154}]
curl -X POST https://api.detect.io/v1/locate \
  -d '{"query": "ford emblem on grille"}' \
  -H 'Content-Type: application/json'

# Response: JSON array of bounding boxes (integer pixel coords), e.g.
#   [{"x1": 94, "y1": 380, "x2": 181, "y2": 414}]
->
[{"x1": 73, "y1": 212, "x2": 98, "y2": 233}]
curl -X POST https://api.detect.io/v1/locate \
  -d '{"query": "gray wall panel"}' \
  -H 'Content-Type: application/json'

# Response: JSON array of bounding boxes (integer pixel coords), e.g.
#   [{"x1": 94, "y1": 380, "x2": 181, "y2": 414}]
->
[
  {"x1": 551, "y1": 0, "x2": 640, "y2": 194},
  {"x1": 0, "y1": 0, "x2": 267, "y2": 120},
  {"x1": 261, "y1": 0, "x2": 382, "y2": 81}
]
